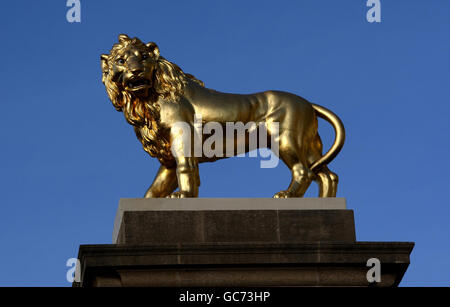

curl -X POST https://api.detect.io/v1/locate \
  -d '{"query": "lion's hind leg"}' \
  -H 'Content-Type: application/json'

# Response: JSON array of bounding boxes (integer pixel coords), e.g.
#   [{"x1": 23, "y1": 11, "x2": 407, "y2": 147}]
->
[
  {"x1": 308, "y1": 135, "x2": 339, "y2": 197},
  {"x1": 273, "y1": 131, "x2": 314, "y2": 198},
  {"x1": 308, "y1": 134, "x2": 339, "y2": 197},
  {"x1": 328, "y1": 169, "x2": 339, "y2": 197},
  {"x1": 315, "y1": 170, "x2": 332, "y2": 197},
  {"x1": 314, "y1": 167, "x2": 339, "y2": 197}
]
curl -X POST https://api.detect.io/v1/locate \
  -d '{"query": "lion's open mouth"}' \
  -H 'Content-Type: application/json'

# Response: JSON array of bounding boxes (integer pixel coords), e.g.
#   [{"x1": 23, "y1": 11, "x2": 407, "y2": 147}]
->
[{"x1": 127, "y1": 79, "x2": 151, "y2": 91}]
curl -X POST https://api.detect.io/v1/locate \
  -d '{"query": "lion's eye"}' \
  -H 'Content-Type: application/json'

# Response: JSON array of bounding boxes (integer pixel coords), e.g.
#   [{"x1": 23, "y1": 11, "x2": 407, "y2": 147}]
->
[
  {"x1": 142, "y1": 54, "x2": 148, "y2": 60},
  {"x1": 116, "y1": 58, "x2": 125, "y2": 65}
]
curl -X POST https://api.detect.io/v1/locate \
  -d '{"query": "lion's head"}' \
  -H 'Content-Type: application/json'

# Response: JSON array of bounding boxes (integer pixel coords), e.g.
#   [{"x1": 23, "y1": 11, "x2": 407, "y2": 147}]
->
[
  {"x1": 100, "y1": 34, "x2": 204, "y2": 165},
  {"x1": 101, "y1": 34, "x2": 203, "y2": 121}
]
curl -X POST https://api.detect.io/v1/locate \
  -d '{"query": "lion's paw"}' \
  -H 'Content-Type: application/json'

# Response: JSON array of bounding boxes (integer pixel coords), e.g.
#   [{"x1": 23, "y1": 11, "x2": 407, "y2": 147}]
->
[
  {"x1": 167, "y1": 191, "x2": 186, "y2": 198},
  {"x1": 273, "y1": 190, "x2": 293, "y2": 198}
]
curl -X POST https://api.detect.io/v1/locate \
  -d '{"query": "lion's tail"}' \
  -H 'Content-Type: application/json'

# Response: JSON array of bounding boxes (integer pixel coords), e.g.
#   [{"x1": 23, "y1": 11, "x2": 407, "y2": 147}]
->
[{"x1": 310, "y1": 103, "x2": 345, "y2": 172}]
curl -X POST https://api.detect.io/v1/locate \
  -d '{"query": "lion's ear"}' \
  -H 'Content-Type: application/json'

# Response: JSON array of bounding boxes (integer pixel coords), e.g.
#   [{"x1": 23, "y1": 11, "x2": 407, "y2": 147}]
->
[
  {"x1": 118, "y1": 34, "x2": 130, "y2": 43},
  {"x1": 100, "y1": 54, "x2": 109, "y2": 72},
  {"x1": 100, "y1": 54, "x2": 109, "y2": 83},
  {"x1": 146, "y1": 42, "x2": 160, "y2": 59}
]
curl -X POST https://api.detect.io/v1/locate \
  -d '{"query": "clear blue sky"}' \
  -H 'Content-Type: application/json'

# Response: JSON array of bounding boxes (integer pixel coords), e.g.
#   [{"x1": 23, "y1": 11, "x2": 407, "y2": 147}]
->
[{"x1": 0, "y1": 1, "x2": 449, "y2": 286}]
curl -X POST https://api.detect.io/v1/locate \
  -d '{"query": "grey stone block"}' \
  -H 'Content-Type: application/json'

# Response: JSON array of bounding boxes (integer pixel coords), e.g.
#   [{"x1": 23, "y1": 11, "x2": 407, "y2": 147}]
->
[{"x1": 113, "y1": 198, "x2": 355, "y2": 244}]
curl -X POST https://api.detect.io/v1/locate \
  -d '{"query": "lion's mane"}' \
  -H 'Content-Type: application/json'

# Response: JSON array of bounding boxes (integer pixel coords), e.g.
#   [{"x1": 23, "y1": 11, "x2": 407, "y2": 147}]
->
[{"x1": 102, "y1": 36, "x2": 204, "y2": 166}]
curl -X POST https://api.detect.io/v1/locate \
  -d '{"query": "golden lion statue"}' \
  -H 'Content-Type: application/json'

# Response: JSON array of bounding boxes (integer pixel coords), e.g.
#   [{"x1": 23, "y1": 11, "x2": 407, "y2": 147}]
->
[{"x1": 101, "y1": 34, "x2": 345, "y2": 198}]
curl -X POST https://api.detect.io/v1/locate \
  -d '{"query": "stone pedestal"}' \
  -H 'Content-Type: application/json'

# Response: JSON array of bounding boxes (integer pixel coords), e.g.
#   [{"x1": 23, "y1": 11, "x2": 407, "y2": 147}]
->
[{"x1": 74, "y1": 198, "x2": 414, "y2": 287}]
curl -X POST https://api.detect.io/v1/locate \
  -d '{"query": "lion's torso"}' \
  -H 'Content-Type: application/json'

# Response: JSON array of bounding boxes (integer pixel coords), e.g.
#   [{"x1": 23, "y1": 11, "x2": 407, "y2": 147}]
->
[{"x1": 179, "y1": 79, "x2": 314, "y2": 125}]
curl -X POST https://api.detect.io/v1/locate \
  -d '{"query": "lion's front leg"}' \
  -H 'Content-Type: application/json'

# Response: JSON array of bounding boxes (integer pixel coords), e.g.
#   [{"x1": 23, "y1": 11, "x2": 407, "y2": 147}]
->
[
  {"x1": 167, "y1": 156, "x2": 200, "y2": 198},
  {"x1": 144, "y1": 164, "x2": 178, "y2": 198},
  {"x1": 161, "y1": 102, "x2": 200, "y2": 198}
]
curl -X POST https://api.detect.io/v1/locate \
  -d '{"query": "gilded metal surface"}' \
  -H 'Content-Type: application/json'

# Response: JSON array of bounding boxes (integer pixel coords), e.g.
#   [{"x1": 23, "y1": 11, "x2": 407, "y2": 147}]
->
[{"x1": 101, "y1": 34, "x2": 345, "y2": 198}]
